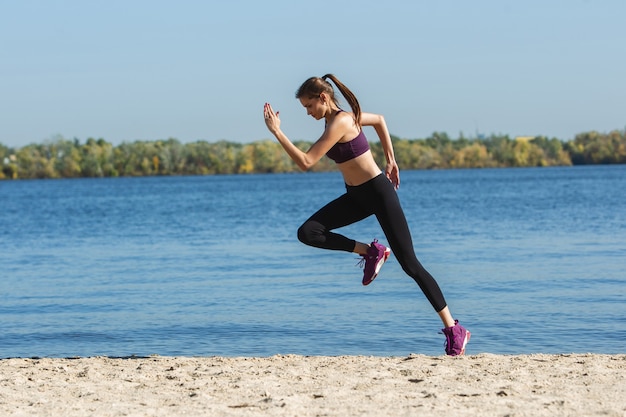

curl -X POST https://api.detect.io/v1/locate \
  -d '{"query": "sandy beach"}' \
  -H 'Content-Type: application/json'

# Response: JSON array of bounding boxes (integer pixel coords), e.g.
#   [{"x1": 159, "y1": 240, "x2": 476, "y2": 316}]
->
[{"x1": 1, "y1": 353, "x2": 624, "y2": 416}]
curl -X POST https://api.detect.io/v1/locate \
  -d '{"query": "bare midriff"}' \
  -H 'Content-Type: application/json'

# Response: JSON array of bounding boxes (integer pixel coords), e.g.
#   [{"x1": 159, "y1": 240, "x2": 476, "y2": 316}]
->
[{"x1": 337, "y1": 150, "x2": 383, "y2": 186}]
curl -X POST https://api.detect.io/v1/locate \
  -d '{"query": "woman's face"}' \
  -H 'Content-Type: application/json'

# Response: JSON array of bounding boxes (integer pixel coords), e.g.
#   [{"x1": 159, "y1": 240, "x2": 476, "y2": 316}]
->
[{"x1": 299, "y1": 95, "x2": 326, "y2": 120}]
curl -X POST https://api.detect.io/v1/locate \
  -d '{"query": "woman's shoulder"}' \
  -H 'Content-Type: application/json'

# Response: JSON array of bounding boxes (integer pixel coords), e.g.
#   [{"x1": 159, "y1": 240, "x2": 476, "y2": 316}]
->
[{"x1": 333, "y1": 109, "x2": 359, "y2": 128}]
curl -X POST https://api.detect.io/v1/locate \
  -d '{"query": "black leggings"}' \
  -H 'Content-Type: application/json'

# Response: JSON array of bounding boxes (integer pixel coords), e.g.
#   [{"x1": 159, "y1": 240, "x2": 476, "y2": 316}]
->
[{"x1": 297, "y1": 173, "x2": 447, "y2": 312}]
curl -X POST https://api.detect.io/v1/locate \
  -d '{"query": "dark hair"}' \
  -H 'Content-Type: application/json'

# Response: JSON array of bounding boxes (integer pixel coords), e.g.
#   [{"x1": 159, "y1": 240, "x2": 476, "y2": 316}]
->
[{"x1": 295, "y1": 74, "x2": 361, "y2": 128}]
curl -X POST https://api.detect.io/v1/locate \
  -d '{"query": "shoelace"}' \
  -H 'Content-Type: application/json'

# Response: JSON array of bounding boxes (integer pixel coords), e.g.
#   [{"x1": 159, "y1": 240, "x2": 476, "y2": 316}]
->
[
  {"x1": 443, "y1": 334, "x2": 453, "y2": 354},
  {"x1": 439, "y1": 329, "x2": 454, "y2": 354},
  {"x1": 356, "y1": 252, "x2": 376, "y2": 269}
]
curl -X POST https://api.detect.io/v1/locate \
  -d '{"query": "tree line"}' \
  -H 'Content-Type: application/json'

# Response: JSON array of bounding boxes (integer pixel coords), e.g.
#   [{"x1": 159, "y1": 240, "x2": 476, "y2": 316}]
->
[{"x1": 1, "y1": 129, "x2": 625, "y2": 180}]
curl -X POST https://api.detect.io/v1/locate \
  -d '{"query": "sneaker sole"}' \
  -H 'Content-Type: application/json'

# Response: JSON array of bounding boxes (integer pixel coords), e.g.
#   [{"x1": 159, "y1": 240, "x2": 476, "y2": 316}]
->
[
  {"x1": 362, "y1": 248, "x2": 391, "y2": 286},
  {"x1": 459, "y1": 331, "x2": 471, "y2": 355}
]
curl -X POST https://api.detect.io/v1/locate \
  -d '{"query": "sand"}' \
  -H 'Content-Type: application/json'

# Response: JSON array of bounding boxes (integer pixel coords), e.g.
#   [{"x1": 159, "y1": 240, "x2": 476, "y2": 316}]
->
[{"x1": 1, "y1": 353, "x2": 624, "y2": 416}]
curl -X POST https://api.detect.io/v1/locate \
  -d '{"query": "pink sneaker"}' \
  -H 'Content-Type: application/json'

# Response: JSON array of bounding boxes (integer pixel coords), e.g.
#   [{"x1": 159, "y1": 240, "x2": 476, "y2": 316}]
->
[
  {"x1": 360, "y1": 239, "x2": 391, "y2": 286},
  {"x1": 441, "y1": 320, "x2": 470, "y2": 356}
]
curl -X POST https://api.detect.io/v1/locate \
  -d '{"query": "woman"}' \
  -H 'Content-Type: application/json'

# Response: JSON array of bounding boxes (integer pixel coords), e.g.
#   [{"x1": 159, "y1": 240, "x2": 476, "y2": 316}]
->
[{"x1": 263, "y1": 74, "x2": 470, "y2": 356}]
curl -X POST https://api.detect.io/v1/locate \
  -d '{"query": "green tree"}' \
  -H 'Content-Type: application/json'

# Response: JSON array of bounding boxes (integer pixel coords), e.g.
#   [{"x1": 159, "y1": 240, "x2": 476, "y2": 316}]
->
[
  {"x1": 52, "y1": 137, "x2": 83, "y2": 177},
  {"x1": 564, "y1": 131, "x2": 625, "y2": 164},
  {"x1": 81, "y1": 138, "x2": 116, "y2": 177},
  {"x1": 15, "y1": 144, "x2": 56, "y2": 179},
  {"x1": 155, "y1": 138, "x2": 186, "y2": 175},
  {"x1": 0, "y1": 143, "x2": 18, "y2": 179},
  {"x1": 481, "y1": 135, "x2": 515, "y2": 167},
  {"x1": 451, "y1": 143, "x2": 494, "y2": 168},
  {"x1": 530, "y1": 136, "x2": 572, "y2": 166}
]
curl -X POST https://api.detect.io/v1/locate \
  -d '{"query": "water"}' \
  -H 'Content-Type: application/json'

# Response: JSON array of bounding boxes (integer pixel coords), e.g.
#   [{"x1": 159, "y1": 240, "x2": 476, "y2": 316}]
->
[{"x1": 1, "y1": 166, "x2": 624, "y2": 358}]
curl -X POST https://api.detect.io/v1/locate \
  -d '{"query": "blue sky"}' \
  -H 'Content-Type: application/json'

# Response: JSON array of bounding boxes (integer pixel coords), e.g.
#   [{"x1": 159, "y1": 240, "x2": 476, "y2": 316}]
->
[{"x1": 1, "y1": 0, "x2": 624, "y2": 148}]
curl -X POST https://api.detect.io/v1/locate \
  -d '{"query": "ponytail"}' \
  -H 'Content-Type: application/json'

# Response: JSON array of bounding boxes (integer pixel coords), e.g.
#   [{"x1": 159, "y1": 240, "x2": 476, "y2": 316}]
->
[
  {"x1": 322, "y1": 74, "x2": 361, "y2": 128},
  {"x1": 296, "y1": 74, "x2": 362, "y2": 128}
]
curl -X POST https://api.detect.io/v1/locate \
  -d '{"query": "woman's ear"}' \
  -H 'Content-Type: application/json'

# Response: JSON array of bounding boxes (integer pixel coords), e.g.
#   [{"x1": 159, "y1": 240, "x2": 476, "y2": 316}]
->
[{"x1": 319, "y1": 92, "x2": 328, "y2": 105}]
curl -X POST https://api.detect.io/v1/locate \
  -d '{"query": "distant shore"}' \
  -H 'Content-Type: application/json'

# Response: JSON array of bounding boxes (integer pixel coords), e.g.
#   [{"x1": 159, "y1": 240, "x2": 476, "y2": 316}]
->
[
  {"x1": 1, "y1": 353, "x2": 624, "y2": 416},
  {"x1": 3, "y1": 129, "x2": 625, "y2": 180}
]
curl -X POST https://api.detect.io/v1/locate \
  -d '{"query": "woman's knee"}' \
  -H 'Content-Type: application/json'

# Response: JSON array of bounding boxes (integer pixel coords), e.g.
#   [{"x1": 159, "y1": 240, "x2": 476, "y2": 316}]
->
[
  {"x1": 297, "y1": 220, "x2": 323, "y2": 246},
  {"x1": 396, "y1": 254, "x2": 429, "y2": 283}
]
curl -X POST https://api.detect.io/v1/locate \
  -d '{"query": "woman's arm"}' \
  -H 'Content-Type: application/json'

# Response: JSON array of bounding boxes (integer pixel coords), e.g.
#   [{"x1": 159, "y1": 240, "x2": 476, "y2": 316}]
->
[
  {"x1": 360, "y1": 112, "x2": 400, "y2": 189},
  {"x1": 263, "y1": 102, "x2": 347, "y2": 171}
]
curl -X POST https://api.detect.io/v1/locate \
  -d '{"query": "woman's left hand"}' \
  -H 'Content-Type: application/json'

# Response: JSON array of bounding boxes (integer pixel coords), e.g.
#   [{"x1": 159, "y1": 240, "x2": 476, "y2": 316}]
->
[
  {"x1": 263, "y1": 102, "x2": 280, "y2": 134},
  {"x1": 385, "y1": 161, "x2": 400, "y2": 190}
]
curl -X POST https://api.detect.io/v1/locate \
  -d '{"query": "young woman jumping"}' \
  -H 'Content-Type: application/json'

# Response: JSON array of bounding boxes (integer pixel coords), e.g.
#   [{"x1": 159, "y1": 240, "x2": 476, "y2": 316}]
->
[{"x1": 263, "y1": 74, "x2": 470, "y2": 356}]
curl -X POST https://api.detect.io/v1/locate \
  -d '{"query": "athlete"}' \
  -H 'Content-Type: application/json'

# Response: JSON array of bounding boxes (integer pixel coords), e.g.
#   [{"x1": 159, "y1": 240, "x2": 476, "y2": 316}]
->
[{"x1": 263, "y1": 74, "x2": 470, "y2": 355}]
